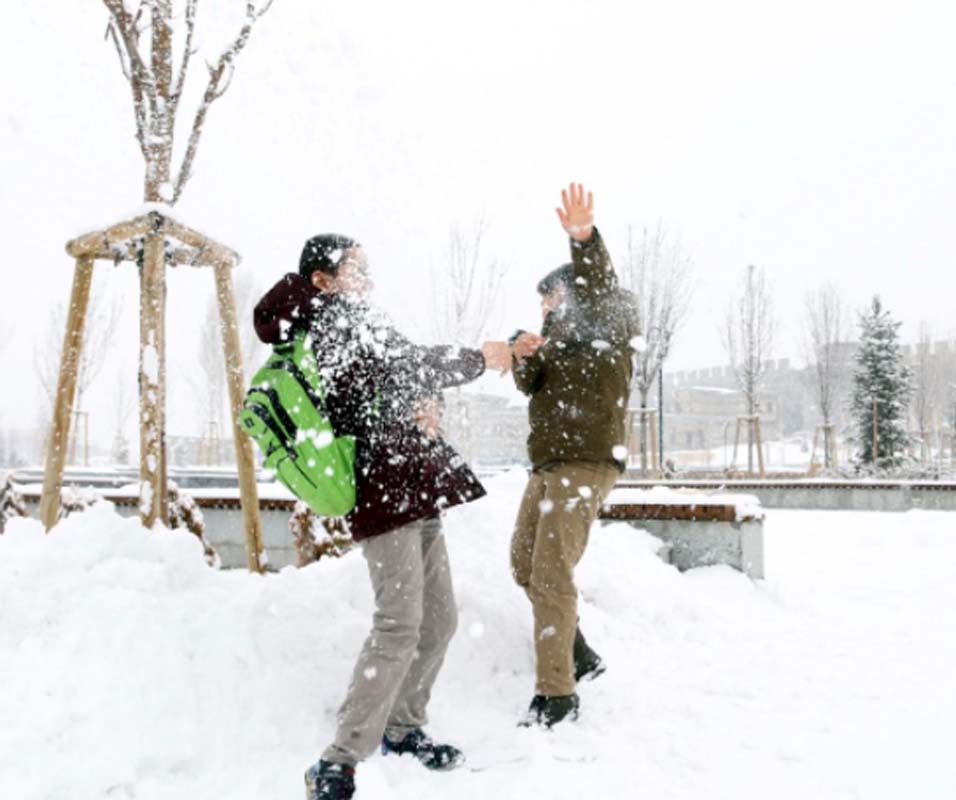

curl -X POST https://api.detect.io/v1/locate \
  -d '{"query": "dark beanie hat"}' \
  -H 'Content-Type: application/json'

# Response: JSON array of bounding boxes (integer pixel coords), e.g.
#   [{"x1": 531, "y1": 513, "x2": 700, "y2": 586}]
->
[
  {"x1": 299, "y1": 234, "x2": 358, "y2": 277},
  {"x1": 537, "y1": 262, "x2": 575, "y2": 295}
]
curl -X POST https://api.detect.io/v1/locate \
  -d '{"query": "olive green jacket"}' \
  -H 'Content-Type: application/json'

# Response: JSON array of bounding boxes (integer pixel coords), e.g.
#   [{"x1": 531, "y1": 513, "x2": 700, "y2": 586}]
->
[{"x1": 513, "y1": 228, "x2": 639, "y2": 472}]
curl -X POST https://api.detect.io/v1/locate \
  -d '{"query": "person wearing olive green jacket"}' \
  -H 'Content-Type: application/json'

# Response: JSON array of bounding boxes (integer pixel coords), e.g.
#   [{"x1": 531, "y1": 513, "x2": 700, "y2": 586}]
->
[{"x1": 509, "y1": 183, "x2": 640, "y2": 728}]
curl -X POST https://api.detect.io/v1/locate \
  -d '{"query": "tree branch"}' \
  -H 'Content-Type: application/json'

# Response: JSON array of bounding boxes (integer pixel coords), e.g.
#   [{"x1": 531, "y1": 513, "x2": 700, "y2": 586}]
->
[
  {"x1": 106, "y1": 21, "x2": 132, "y2": 81},
  {"x1": 169, "y1": 0, "x2": 198, "y2": 116},
  {"x1": 103, "y1": 0, "x2": 156, "y2": 159},
  {"x1": 172, "y1": 0, "x2": 275, "y2": 203}
]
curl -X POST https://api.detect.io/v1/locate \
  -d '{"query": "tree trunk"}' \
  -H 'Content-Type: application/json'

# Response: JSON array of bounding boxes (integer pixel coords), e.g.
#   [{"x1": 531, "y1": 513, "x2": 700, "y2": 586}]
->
[
  {"x1": 639, "y1": 390, "x2": 650, "y2": 477},
  {"x1": 747, "y1": 396, "x2": 755, "y2": 474},
  {"x1": 145, "y1": 0, "x2": 174, "y2": 202}
]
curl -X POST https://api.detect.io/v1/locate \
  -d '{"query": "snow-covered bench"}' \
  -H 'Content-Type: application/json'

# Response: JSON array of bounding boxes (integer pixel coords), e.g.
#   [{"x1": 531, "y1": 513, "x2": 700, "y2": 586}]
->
[{"x1": 599, "y1": 486, "x2": 765, "y2": 579}]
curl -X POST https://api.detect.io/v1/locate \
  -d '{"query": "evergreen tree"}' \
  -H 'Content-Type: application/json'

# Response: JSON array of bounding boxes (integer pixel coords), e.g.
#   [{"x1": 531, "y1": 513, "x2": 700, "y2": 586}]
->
[{"x1": 850, "y1": 296, "x2": 912, "y2": 468}]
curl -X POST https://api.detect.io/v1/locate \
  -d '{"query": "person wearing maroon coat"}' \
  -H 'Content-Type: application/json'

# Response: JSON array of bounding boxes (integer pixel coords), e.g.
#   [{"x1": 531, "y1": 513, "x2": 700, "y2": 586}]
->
[{"x1": 253, "y1": 234, "x2": 511, "y2": 800}]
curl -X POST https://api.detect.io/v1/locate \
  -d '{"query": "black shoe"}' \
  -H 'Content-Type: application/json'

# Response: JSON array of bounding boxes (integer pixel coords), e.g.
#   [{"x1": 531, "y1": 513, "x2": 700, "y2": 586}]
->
[
  {"x1": 519, "y1": 693, "x2": 580, "y2": 728},
  {"x1": 381, "y1": 727, "x2": 465, "y2": 771},
  {"x1": 304, "y1": 760, "x2": 355, "y2": 800},
  {"x1": 574, "y1": 627, "x2": 606, "y2": 683}
]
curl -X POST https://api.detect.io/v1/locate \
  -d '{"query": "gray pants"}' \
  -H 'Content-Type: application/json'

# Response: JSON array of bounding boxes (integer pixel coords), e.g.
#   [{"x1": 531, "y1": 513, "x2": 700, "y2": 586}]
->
[{"x1": 322, "y1": 516, "x2": 458, "y2": 766}]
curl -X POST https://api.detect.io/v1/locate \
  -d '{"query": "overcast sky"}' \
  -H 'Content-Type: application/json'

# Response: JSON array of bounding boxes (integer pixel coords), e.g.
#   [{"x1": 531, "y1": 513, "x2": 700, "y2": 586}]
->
[{"x1": 1, "y1": 0, "x2": 954, "y2": 439}]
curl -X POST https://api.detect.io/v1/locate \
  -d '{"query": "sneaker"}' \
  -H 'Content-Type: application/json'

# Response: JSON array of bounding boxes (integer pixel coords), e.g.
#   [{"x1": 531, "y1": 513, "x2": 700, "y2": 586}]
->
[
  {"x1": 519, "y1": 693, "x2": 580, "y2": 728},
  {"x1": 381, "y1": 727, "x2": 465, "y2": 771},
  {"x1": 304, "y1": 760, "x2": 355, "y2": 800},
  {"x1": 574, "y1": 627, "x2": 606, "y2": 683}
]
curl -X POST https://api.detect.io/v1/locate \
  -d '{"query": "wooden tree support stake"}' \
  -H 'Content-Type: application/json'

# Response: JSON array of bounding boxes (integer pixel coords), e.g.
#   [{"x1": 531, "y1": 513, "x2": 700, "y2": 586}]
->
[
  {"x1": 139, "y1": 227, "x2": 168, "y2": 527},
  {"x1": 43, "y1": 212, "x2": 264, "y2": 571},
  {"x1": 40, "y1": 255, "x2": 95, "y2": 530},
  {"x1": 214, "y1": 259, "x2": 265, "y2": 572}
]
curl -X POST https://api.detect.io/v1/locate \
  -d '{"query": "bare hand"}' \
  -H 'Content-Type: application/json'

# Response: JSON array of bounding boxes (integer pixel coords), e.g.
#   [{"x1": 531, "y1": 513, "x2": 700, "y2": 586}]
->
[
  {"x1": 555, "y1": 182, "x2": 594, "y2": 242},
  {"x1": 481, "y1": 340, "x2": 512, "y2": 374},
  {"x1": 512, "y1": 332, "x2": 545, "y2": 362},
  {"x1": 414, "y1": 398, "x2": 442, "y2": 439}
]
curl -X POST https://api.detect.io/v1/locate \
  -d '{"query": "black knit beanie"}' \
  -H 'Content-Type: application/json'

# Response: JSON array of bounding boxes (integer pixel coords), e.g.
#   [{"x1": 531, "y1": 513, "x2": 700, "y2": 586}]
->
[
  {"x1": 537, "y1": 262, "x2": 575, "y2": 295},
  {"x1": 299, "y1": 233, "x2": 358, "y2": 277}
]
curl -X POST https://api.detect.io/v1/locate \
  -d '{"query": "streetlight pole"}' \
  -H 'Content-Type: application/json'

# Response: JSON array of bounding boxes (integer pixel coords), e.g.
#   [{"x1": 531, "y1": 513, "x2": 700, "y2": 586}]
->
[{"x1": 658, "y1": 363, "x2": 664, "y2": 475}]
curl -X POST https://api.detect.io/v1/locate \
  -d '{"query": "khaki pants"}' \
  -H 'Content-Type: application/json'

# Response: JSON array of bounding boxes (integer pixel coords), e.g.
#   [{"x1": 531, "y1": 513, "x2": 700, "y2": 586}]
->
[
  {"x1": 322, "y1": 516, "x2": 457, "y2": 766},
  {"x1": 510, "y1": 461, "x2": 618, "y2": 696}
]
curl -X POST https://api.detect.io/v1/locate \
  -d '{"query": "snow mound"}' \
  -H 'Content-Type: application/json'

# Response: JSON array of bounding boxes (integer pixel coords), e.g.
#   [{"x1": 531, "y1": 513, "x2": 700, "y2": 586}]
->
[{"x1": 2, "y1": 472, "x2": 955, "y2": 799}]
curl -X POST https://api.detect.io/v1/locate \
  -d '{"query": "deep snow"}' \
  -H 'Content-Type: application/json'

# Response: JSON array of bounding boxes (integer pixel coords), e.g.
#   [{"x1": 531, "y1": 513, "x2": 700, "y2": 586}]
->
[{"x1": 2, "y1": 470, "x2": 955, "y2": 799}]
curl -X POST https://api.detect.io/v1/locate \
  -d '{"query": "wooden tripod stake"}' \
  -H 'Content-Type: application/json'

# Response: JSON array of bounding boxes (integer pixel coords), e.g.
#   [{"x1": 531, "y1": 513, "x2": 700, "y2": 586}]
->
[
  {"x1": 731, "y1": 415, "x2": 766, "y2": 478},
  {"x1": 39, "y1": 211, "x2": 265, "y2": 572}
]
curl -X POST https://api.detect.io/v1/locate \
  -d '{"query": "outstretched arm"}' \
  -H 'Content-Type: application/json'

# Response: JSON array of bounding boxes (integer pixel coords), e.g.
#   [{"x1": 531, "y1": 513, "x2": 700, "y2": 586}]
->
[
  {"x1": 556, "y1": 182, "x2": 617, "y2": 298},
  {"x1": 381, "y1": 327, "x2": 511, "y2": 395}
]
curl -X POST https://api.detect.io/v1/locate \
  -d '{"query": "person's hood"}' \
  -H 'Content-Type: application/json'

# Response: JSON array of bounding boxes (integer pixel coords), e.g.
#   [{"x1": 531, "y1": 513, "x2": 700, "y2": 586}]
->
[{"x1": 252, "y1": 273, "x2": 324, "y2": 345}]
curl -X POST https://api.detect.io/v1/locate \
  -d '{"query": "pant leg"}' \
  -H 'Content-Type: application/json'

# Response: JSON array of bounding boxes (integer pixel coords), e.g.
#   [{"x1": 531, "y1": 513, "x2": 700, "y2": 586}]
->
[
  {"x1": 322, "y1": 520, "x2": 427, "y2": 765},
  {"x1": 528, "y1": 462, "x2": 618, "y2": 697},
  {"x1": 384, "y1": 517, "x2": 458, "y2": 740},
  {"x1": 510, "y1": 471, "x2": 546, "y2": 593}
]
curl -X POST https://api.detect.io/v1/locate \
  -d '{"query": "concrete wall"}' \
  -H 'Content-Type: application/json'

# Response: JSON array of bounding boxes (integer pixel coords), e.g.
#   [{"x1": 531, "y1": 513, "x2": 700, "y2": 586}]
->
[
  {"x1": 23, "y1": 499, "x2": 299, "y2": 571},
  {"x1": 603, "y1": 518, "x2": 764, "y2": 579},
  {"x1": 618, "y1": 481, "x2": 956, "y2": 512}
]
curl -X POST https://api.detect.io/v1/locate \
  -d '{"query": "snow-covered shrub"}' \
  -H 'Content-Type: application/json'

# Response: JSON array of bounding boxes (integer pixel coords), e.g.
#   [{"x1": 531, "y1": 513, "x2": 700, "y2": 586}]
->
[
  {"x1": 58, "y1": 486, "x2": 102, "y2": 520},
  {"x1": 0, "y1": 472, "x2": 28, "y2": 534},
  {"x1": 167, "y1": 481, "x2": 219, "y2": 568},
  {"x1": 289, "y1": 501, "x2": 352, "y2": 567}
]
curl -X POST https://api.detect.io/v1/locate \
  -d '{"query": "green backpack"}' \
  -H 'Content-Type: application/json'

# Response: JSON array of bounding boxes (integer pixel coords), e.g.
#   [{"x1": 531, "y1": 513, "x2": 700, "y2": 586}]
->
[{"x1": 239, "y1": 333, "x2": 356, "y2": 517}]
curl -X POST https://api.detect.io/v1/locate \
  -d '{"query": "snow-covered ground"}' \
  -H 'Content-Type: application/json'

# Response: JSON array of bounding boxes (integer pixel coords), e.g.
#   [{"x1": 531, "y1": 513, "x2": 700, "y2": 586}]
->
[{"x1": 2, "y1": 470, "x2": 955, "y2": 800}]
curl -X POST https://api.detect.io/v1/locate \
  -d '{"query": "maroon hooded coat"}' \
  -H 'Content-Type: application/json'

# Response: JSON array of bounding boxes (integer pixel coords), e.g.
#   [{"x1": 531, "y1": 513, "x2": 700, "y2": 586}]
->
[{"x1": 253, "y1": 273, "x2": 487, "y2": 541}]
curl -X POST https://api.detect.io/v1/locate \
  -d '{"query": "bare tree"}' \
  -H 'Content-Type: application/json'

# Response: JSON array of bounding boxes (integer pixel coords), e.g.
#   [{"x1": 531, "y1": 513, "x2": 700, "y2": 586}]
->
[
  {"x1": 621, "y1": 222, "x2": 693, "y2": 475},
  {"x1": 191, "y1": 293, "x2": 228, "y2": 464},
  {"x1": 111, "y1": 371, "x2": 137, "y2": 465},
  {"x1": 429, "y1": 218, "x2": 508, "y2": 460},
  {"x1": 233, "y1": 270, "x2": 266, "y2": 371},
  {"x1": 723, "y1": 264, "x2": 775, "y2": 473},
  {"x1": 911, "y1": 322, "x2": 941, "y2": 465},
  {"x1": 35, "y1": 288, "x2": 122, "y2": 464},
  {"x1": 103, "y1": 0, "x2": 277, "y2": 202},
  {"x1": 430, "y1": 217, "x2": 507, "y2": 346},
  {"x1": 803, "y1": 284, "x2": 847, "y2": 468}
]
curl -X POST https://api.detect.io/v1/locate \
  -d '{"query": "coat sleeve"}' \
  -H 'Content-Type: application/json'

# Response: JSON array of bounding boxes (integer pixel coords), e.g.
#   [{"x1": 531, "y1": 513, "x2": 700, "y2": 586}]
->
[
  {"x1": 568, "y1": 227, "x2": 618, "y2": 301},
  {"x1": 509, "y1": 328, "x2": 546, "y2": 396},
  {"x1": 512, "y1": 350, "x2": 545, "y2": 396},
  {"x1": 382, "y1": 327, "x2": 487, "y2": 395}
]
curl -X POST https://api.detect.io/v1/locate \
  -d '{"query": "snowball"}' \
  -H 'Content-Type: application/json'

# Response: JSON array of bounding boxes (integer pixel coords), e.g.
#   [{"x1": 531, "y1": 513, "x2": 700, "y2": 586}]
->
[
  {"x1": 629, "y1": 335, "x2": 647, "y2": 352},
  {"x1": 468, "y1": 622, "x2": 485, "y2": 639},
  {"x1": 539, "y1": 499, "x2": 555, "y2": 514},
  {"x1": 612, "y1": 445, "x2": 628, "y2": 461}
]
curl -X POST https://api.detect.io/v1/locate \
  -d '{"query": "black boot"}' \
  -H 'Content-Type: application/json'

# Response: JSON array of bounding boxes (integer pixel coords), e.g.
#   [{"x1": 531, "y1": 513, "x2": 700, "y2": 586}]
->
[
  {"x1": 519, "y1": 693, "x2": 580, "y2": 728},
  {"x1": 381, "y1": 727, "x2": 465, "y2": 771},
  {"x1": 304, "y1": 760, "x2": 355, "y2": 800},
  {"x1": 574, "y1": 627, "x2": 606, "y2": 683}
]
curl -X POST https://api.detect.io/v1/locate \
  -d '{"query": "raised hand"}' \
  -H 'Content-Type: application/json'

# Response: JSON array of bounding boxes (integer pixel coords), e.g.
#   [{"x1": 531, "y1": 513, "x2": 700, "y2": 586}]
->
[{"x1": 555, "y1": 182, "x2": 594, "y2": 242}]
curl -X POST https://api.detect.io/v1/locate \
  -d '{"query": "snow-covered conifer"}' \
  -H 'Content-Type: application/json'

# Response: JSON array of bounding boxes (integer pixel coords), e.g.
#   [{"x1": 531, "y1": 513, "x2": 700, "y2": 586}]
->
[{"x1": 850, "y1": 296, "x2": 912, "y2": 469}]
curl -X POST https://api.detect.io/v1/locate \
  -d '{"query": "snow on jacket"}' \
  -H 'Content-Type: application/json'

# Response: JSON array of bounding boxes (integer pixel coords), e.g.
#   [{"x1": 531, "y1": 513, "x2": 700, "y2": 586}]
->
[
  {"x1": 512, "y1": 228, "x2": 639, "y2": 472},
  {"x1": 253, "y1": 273, "x2": 487, "y2": 540}
]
